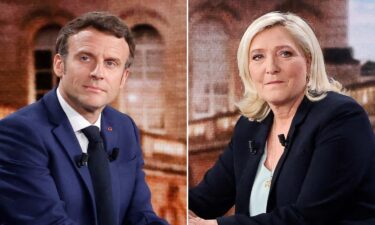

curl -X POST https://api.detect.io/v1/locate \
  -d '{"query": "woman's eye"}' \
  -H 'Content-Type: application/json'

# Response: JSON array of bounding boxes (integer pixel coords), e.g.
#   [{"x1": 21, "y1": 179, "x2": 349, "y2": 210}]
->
[
  {"x1": 280, "y1": 50, "x2": 292, "y2": 57},
  {"x1": 252, "y1": 54, "x2": 263, "y2": 61}
]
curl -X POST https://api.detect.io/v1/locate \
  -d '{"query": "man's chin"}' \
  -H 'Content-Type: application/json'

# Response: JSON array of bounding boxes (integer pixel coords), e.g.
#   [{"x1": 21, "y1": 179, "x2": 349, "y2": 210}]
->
[{"x1": 82, "y1": 103, "x2": 106, "y2": 113}]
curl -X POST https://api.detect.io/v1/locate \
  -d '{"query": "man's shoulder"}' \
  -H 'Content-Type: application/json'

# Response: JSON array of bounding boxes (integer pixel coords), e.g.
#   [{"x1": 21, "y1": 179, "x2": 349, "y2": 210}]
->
[
  {"x1": 0, "y1": 100, "x2": 46, "y2": 125},
  {"x1": 0, "y1": 101, "x2": 48, "y2": 141}
]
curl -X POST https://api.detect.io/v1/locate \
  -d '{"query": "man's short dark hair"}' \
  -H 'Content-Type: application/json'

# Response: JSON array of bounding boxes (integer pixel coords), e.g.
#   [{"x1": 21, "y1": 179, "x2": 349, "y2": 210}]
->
[{"x1": 55, "y1": 11, "x2": 135, "y2": 68}]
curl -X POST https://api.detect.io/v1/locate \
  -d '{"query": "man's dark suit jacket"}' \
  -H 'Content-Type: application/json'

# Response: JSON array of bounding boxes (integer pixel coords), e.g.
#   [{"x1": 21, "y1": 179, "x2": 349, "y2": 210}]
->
[
  {"x1": 0, "y1": 90, "x2": 167, "y2": 225},
  {"x1": 189, "y1": 92, "x2": 375, "y2": 225}
]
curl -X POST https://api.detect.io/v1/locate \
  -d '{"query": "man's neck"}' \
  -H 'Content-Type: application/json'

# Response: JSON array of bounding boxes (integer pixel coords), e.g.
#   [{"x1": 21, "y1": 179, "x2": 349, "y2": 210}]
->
[{"x1": 56, "y1": 87, "x2": 102, "y2": 125}]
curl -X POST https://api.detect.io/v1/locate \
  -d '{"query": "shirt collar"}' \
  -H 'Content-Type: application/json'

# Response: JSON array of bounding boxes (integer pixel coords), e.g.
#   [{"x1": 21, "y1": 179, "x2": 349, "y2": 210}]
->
[{"x1": 56, "y1": 87, "x2": 101, "y2": 132}]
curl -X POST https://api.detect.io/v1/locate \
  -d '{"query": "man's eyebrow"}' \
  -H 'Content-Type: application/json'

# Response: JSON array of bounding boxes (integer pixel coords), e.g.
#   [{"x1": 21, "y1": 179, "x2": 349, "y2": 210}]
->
[
  {"x1": 74, "y1": 50, "x2": 95, "y2": 57},
  {"x1": 74, "y1": 51, "x2": 123, "y2": 63},
  {"x1": 105, "y1": 57, "x2": 121, "y2": 62}
]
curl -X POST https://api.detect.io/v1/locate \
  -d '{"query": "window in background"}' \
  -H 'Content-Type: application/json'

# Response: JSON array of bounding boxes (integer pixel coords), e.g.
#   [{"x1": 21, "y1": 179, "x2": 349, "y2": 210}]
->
[
  {"x1": 191, "y1": 20, "x2": 230, "y2": 119},
  {"x1": 122, "y1": 24, "x2": 165, "y2": 133},
  {"x1": 34, "y1": 25, "x2": 60, "y2": 101}
]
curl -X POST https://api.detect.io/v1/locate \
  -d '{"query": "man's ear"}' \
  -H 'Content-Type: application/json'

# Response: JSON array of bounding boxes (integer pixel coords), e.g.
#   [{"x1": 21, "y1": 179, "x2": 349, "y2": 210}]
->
[
  {"x1": 53, "y1": 54, "x2": 65, "y2": 78},
  {"x1": 119, "y1": 69, "x2": 130, "y2": 89}
]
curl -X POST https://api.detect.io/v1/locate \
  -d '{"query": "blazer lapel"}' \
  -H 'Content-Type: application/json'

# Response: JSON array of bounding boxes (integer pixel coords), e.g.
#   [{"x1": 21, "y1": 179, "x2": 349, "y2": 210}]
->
[
  {"x1": 268, "y1": 97, "x2": 313, "y2": 209},
  {"x1": 236, "y1": 114, "x2": 273, "y2": 215},
  {"x1": 42, "y1": 90, "x2": 96, "y2": 208}
]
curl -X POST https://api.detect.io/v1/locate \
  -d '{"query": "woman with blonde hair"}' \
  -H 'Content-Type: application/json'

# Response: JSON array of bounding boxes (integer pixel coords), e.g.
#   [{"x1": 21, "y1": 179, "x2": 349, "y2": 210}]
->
[{"x1": 189, "y1": 11, "x2": 375, "y2": 225}]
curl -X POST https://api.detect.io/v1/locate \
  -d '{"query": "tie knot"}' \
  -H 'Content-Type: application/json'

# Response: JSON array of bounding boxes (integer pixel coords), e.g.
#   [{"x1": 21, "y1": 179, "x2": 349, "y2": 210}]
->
[{"x1": 82, "y1": 126, "x2": 102, "y2": 143}]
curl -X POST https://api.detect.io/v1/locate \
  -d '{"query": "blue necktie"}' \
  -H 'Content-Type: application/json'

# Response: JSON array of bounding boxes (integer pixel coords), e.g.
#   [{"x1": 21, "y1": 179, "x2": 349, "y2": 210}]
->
[{"x1": 82, "y1": 126, "x2": 115, "y2": 225}]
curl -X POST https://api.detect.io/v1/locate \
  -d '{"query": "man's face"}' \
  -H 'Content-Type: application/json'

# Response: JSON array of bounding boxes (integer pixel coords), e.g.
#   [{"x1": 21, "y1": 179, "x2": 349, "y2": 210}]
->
[{"x1": 53, "y1": 27, "x2": 130, "y2": 116}]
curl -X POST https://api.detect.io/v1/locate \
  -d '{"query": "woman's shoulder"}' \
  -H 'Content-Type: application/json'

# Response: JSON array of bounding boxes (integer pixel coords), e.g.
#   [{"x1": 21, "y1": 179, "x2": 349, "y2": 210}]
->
[
  {"x1": 313, "y1": 91, "x2": 364, "y2": 114},
  {"x1": 308, "y1": 92, "x2": 371, "y2": 131},
  {"x1": 320, "y1": 91, "x2": 356, "y2": 104}
]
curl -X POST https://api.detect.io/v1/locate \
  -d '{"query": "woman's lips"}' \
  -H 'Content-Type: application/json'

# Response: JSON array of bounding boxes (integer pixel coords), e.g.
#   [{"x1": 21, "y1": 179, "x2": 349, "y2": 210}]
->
[{"x1": 265, "y1": 80, "x2": 284, "y2": 85}]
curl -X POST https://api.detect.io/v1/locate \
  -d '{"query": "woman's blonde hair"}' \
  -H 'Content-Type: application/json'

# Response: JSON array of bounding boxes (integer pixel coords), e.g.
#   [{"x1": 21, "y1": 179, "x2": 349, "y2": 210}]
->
[{"x1": 237, "y1": 11, "x2": 344, "y2": 121}]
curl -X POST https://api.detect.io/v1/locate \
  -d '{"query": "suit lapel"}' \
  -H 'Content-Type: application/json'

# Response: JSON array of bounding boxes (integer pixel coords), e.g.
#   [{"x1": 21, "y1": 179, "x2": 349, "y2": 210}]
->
[
  {"x1": 101, "y1": 108, "x2": 119, "y2": 155},
  {"x1": 42, "y1": 90, "x2": 96, "y2": 208},
  {"x1": 101, "y1": 108, "x2": 120, "y2": 219},
  {"x1": 268, "y1": 97, "x2": 313, "y2": 209},
  {"x1": 236, "y1": 115, "x2": 273, "y2": 215}
]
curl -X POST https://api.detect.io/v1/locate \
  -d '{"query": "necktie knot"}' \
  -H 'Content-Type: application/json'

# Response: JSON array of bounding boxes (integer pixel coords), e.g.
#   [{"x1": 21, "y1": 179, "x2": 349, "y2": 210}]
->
[{"x1": 82, "y1": 126, "x2": 102, "y2": 143}]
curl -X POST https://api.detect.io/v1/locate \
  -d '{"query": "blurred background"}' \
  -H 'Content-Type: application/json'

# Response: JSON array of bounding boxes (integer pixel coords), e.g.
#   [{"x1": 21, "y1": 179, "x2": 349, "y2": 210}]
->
[
  {"x1": 0, "y1": 0, "x2": 186, "y2": 224},
  {"x1": 188, "y1": 0, "x2": 375, "y2": 191}
]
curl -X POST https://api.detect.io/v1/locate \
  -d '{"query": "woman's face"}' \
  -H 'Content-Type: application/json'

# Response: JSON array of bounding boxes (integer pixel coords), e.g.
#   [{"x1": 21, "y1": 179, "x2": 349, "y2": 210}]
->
[{"x1": 248, "y1": 26, "x2": 309, "y2": 107}]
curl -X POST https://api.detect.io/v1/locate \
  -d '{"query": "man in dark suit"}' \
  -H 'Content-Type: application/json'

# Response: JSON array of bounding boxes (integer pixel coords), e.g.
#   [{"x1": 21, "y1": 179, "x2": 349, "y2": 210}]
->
[{"x1": 0, "y1": 11, "x2": 168, "y2": 225}]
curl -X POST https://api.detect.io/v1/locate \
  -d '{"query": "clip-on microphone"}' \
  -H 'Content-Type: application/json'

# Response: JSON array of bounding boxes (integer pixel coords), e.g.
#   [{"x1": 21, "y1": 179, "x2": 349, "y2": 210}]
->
[
  {"x1": 277, "y1": 134, "x2": 287, "y2": 147},
  {"x1": 109, "y1": 147, "x2": 119, "y2": 162},
  {"x1": 77, "y1": 153, "x2": 89, "y2": 168}
]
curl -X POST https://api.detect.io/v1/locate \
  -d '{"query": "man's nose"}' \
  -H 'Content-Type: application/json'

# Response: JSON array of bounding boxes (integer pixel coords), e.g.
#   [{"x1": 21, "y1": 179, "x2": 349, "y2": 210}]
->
[
  {"x1": 265, "y1": 56, "x2": 280, "y2": 75},
  {"x1": 90, "y1": 62, "x2": 104, "y2": 80}
]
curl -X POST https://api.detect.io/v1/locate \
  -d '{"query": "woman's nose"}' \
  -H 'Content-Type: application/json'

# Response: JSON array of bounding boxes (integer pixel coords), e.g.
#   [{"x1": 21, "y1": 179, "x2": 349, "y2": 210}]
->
[{"x1": 265, "y1": 56, "x2": 280, "y2": 75}]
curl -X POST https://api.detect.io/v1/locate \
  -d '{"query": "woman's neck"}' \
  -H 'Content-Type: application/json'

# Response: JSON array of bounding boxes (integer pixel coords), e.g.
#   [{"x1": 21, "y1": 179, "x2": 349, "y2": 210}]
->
[{"x1": 269, "y1": 94, "x2": 304, "y2": 135}]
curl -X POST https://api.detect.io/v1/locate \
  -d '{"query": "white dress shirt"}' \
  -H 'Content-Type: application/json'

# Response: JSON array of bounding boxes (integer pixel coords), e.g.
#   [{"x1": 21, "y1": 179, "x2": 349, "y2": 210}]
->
[{"x1": 56, "y1": 87, "x2": 101, "y2": 153}]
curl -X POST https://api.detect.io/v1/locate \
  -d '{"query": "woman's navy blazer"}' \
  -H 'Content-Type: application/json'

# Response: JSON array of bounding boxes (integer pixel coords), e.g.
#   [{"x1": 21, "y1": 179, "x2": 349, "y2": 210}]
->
[{"x1": 189, "y1": 92, "x2": 375, "y2": 225}]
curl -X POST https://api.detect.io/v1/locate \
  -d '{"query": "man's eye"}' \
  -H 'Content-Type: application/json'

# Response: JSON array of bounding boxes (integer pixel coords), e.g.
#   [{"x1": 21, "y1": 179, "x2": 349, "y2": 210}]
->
[
  {"x1": 105, "y1": 60, "x2": 118, "y2": 68},
  {"x1": 80, "y1": 55, "x2": 90, "y2": 62}
]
